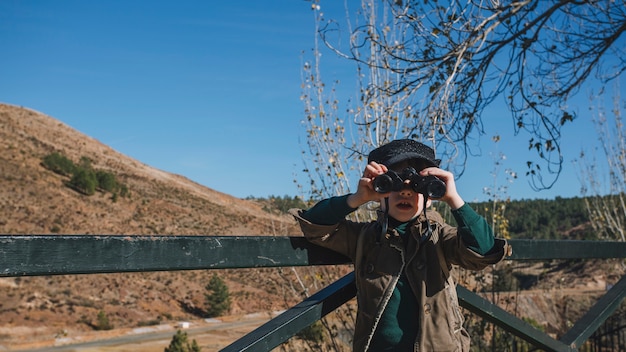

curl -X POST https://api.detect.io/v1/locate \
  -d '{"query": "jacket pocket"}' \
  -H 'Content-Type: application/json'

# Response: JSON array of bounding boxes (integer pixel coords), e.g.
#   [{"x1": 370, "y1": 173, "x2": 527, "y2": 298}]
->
[
  {"x1": 446, "y1": 282, "x2": 464, "y2": 332},
  {"x1": 421, "y1": 286, "x2": 463, "y2": 351}
]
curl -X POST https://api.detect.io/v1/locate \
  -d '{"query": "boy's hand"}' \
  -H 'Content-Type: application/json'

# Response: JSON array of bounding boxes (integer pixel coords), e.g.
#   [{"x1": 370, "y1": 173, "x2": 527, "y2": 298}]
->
[
  {"x1": 347, "y1": 162, "x2": 388, "y2": 208},
  {"x1": 420, "y1": 167, "x2": 465, "y2": 210}
]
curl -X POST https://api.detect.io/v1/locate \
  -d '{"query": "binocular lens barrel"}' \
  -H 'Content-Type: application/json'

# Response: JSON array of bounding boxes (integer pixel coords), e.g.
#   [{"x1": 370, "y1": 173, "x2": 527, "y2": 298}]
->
[
  {"x1": 373, "y1": 169, "x2": 446, "y2": 198},
  {"x1": 373, "y1": 174, "x2": 396, "y2": 193}
]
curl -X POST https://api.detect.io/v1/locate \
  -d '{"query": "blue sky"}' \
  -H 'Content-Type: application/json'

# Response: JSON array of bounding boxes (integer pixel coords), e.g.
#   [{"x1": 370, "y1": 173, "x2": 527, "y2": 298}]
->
[{"x1": 1, "y1": 1, "x2": 623, "y2": 202}]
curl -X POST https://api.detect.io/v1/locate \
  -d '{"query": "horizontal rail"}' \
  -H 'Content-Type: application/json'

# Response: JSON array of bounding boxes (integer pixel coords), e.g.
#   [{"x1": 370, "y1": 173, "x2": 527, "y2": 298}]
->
[
  {"x1": 1, "y1": 235, "x2": 625, "y2": 351},
  {"x1": 2, "y1": 236, "x2": 626, "y2": 277},
  {"x1": 0, "y1": 235, "x2": 350, "y2": 277},
  {"x1": 506, "y1": 239, "x2": 626, "y2": 260}
]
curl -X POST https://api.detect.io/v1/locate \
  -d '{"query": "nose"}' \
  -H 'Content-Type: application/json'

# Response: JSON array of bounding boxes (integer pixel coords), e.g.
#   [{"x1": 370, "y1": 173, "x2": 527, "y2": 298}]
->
[{"x1": 399, "y1": 180, "x2": 414, "y2": 196}]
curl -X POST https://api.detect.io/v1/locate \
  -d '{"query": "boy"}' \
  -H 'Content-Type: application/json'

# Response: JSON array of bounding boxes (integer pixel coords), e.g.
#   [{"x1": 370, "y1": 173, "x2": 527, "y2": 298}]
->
[{"x1": 290, "y1": 139, "x2": 510, "y2": 351}]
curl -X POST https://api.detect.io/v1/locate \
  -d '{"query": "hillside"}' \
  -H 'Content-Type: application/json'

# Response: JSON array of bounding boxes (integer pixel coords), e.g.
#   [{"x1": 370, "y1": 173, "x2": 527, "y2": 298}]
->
[
  {"x1": 0, "y1": 103, "x2": 624, "y2": 351},
  {"x1": 0, "y1": 103, "x2": 299, "y2": 237},
  {"x1": 0, "y1": 103, "x2": 315, "y2": 349}
]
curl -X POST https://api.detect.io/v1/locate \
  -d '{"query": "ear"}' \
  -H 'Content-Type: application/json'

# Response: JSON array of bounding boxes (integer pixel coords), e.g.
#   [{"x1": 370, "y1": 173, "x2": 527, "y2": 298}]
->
[{"x1": 426, "y1": 199, "x2": 432, "y2": 208}]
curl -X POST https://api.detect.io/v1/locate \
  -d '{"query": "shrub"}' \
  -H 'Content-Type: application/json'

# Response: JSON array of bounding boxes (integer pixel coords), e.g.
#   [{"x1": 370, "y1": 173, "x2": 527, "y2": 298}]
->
[
  {"x1": 119, "y1": 184, "x2": 129, "y2": 198},
  {"x1": 96, "y1": 170, "x2": 118, "y2": 192},
  {"x1": 42, "y1": 152, "x2": 75, "y2": 176},
  {"x1": 165, "y1": 330, "x2": 200, "y2": 352},
  {"x1": 94, "y1": 310, "x2": 113, "y2": 330},
  {"x1": 68, "y1": 167, "x2": 97, "y2": 195},
  {"x1": 204, "y1": 274, "x2": 231, "y2": 317},
  {"x1": 41, "y1": 152, "x2": 128, "y2": 200}
]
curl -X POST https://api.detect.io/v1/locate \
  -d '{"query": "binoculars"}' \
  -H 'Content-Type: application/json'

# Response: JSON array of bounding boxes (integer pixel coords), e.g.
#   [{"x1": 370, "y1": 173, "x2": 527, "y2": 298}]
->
[{"x1": 373, "y1": 167, "x2": 446, "y2": 198}]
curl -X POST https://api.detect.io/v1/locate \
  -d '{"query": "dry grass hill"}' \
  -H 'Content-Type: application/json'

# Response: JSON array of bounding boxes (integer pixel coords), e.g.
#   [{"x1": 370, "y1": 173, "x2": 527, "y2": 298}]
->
[
  {"x1": 0, "y1": 103, "x2": 330, "y2": 350},
  {"x1": 0, "y1": 103, "x2": 299, "y2": 237},
  {"x1": 1, "y1": 103, "x2": 624, "y2": 351}
]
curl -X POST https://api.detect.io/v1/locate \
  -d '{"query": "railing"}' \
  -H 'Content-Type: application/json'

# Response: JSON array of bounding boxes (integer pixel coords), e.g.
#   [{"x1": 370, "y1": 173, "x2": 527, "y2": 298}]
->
[{"x1": 1, "y1": 235, "x2": 625, "y2": 351}]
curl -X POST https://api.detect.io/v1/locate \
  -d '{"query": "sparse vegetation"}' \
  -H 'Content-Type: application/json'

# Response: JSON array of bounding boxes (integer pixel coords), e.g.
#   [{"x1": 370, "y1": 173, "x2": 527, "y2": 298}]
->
[
  {"x1": 246, "y1": 194, "x2": 307, "y2": 214},
  {"x1": 0, "y1": 104, "x2": 304, "y2": 348},
  {"x1": 435, "y1": 197, "x2": 595, "y2": 240},
  {"x1": 94, "y1": 310, "x2": 114, "y2": 330},
  {"x1": 41, "y1": 152, "x2": 75, "y2": 176},
  {"x1": 137, "y1": 318, "x2": 162, "y2": 327},
  {"x1": 164, "y1": 330, "x2": 201, "y2": 352},
  {"x1": 41, "y1": 151, "x2": 127, "y2": 199},
  {"x1": 204, "y1": 274, "x2": 231, "y2": 318},
  {"x1": 69, "y1": 166, "x2": 97, "y2": 195}
]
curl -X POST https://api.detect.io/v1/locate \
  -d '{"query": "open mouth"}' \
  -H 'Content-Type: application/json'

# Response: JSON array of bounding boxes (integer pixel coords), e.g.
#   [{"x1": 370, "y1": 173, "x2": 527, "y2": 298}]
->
[{"x1": 396, "y1": 201, "x2": 413, "y2": 210}]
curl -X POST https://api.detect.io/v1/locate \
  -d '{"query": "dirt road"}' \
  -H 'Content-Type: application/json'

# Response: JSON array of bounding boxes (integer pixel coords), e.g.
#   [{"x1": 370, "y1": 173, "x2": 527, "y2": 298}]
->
[{"x1": 16, "y1": 314, "x2": 275, "y2": 352}]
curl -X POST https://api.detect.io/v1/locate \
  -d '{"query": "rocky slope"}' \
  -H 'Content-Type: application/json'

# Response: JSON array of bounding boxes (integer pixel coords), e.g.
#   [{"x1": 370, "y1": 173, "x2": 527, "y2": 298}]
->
[{"x1": 0, "y1": 103, "x2": 314, "y2": 349}]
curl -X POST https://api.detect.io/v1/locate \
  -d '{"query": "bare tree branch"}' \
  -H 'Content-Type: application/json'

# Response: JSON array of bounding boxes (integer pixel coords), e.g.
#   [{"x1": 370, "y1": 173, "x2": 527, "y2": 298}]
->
[{"x1": 300, "y1": 0, "x2": 625, "y2": 198}]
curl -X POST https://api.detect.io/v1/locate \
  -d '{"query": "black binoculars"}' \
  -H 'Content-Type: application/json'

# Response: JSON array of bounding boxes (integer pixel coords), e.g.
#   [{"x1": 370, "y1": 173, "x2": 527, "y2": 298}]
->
[{"x1": 373, "y1": 167, "x2": 446, "y2": 198}]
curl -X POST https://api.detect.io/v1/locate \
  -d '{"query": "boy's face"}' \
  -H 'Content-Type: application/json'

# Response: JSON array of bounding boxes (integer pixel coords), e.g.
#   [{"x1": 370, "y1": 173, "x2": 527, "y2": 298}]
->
[{"x1": 380, "y1": 159, "x2": 432, "y2": 222}]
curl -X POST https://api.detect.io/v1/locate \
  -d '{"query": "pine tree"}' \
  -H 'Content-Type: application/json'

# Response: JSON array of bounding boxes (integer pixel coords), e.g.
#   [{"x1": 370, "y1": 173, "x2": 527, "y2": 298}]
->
[
  {"x1": 204, "y1": 274, "x2": 231, "y2": 317},
  {"x1": 95, "y1": 310, "x2": 113, "y2": 330},
  {"x1": 164, "y1": 330, "x2": 200, "y2": 352}
]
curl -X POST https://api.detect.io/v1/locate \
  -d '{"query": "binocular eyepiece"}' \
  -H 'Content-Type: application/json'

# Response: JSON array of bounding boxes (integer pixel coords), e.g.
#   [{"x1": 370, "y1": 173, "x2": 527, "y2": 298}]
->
[{"x1": 373, "y1": 167, "x2": 446, "y2": 198}]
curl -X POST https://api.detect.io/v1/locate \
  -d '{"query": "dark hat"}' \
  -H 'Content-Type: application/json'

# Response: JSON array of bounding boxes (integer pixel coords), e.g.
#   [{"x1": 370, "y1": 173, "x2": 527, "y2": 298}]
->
[{"x1": 367, "y1": 139, "x2": 441, "y2": 167}]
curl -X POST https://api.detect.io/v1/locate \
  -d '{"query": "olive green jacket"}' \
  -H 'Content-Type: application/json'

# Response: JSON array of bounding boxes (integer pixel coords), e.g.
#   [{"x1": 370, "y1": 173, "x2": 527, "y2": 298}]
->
[{"x1": 289, "y1": 208, "x2": 510, "y2": 352}]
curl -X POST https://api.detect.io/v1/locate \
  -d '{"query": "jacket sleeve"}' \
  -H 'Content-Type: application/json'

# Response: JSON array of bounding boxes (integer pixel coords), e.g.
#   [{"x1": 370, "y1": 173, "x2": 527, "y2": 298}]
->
[
  {"x1": 299, "y1": 194, "x2": 357, "y2": 225},
  {"x1": 289, "y1": 197, "x2": 365, "y2": 261},
  {"x1": 435, "y1": 205, "x2": 511, "y2": 271},
  {"x1": 451, "y1": 203, "x2": 494, "y2": 255}
]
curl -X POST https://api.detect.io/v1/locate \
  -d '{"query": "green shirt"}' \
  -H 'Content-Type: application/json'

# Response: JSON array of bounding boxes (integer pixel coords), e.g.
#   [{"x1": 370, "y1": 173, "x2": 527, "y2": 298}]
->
[{"x1": 369, "y1": 221, "x2": 418, "y2": 351}]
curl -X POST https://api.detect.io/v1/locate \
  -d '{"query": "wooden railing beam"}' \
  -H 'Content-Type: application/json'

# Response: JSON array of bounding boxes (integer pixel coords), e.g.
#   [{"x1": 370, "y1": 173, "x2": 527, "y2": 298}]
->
[
  {"x1": 458, "y1": 286, "x2": 575, "y2": 352},
  {"x1": 0, "y1": 235, "x2": 350, "y2": 277},
  {"x1": 220, "y1": 272, "x2": 356, "y2": 352},
  {"x1": 560, "y1": 274, "x2": 626, "y2": 349},
  {"x1": 1, "y1": 235, "x2": 625, "y2": 351}
]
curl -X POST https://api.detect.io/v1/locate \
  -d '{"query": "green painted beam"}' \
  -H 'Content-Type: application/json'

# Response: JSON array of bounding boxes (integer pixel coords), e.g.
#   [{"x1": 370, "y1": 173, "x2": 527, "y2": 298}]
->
[
  {"x1": 2, "y1": 236, "x2": 626, "y2": 277},
  {"x1": 559, "y1": 274, "x2": 626, "y2": 349},
  {"x1": 457, "y1": 286, "x2": 575, "y2": 352},
  {"x1": 2, "y1": 235, "x2": 625, "y2": 351},
  {"x1": 506, "y1": 239, "x2": 626, "y2": 260},
  {"x1": 0, "y1": 235, "x2": 350, "y2": 277},
  {"x1": 220, "y1": 272, "x2": 356, "y2": 352}
]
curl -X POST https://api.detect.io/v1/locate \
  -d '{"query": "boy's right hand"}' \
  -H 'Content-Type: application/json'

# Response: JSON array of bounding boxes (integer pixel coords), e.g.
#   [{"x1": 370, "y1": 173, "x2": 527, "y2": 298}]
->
[{"x1": 347, "y1": 162, "x2": 388, "y2": 208}]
